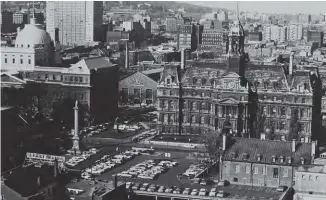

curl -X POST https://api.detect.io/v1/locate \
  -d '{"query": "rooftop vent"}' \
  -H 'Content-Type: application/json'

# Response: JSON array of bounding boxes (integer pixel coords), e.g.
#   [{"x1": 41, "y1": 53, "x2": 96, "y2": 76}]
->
[
  {"x1": 242, "y1": 153, "x2": 248, "y2": 160},
  {"x1": 280, "y1": 156, "x2": 284, "y2": 163},
  {"x1": 257, "y1": 154, "x2": 262, "y2": 161}
]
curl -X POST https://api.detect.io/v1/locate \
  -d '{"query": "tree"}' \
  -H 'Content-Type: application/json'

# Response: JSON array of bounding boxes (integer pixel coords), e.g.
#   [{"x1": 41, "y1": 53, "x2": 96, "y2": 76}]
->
[
  {"x1": 201, "y1": 130, "x2": 222, "y2": 163},
  {"x1": 289, "y1": 108, "x2": 300, "y2": 141}
]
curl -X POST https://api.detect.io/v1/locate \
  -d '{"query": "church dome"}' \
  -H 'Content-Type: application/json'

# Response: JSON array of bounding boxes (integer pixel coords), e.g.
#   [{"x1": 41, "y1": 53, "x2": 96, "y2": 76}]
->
[{"x1": 15, "y1": 23, "x2": 51, "y2": 48}]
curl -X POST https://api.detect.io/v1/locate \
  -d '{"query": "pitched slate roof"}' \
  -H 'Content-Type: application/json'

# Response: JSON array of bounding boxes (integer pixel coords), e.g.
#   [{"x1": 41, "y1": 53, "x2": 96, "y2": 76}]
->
[
  {"x1": 223, "y1": 138, "x2": 312, "y2": 165},
  {"x1": 84, "y1": 57, "x2": 116, "y2": 70}
]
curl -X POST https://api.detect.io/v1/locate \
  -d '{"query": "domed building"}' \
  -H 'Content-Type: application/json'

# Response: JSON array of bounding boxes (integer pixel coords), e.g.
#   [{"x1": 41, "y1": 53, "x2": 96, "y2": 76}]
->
[{"x1": 1, "y1": 18, "x2": 58, "y2": 72}]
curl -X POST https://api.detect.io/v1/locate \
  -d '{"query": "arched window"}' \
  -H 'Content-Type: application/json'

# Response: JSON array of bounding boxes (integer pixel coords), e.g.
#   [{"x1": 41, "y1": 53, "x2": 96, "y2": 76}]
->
[
  {"x1": 281, "y1": 107, "x2": 286, "y2": 116},
  {"x1": 193, "y1": 77, "x2": 197, "y2": 85},
  {"x1": 201, "y1": 116, "x2": 205, "y2": 124},
  {"x1": 201, "y1": 78, "x2": 207, "y2": 85},
  {"x1": 191, "y1": 115, "x2": 196, "y2": 123},
  {"x1": 210, "y1": 79, "x2": 215, "y2": 86}
]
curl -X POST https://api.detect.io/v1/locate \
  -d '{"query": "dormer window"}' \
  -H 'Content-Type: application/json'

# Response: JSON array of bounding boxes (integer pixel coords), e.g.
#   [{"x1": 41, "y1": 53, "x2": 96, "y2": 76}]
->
[
  {"x1": 166, "y1": 78, "x2": 171, "y2": 84},
  {"x1": 232, "y1": 152, "x2": 237, "y2": 159},
  {"x1": 280, "y1": 156, "x2": 284, "y2": 163},
  {"x1": 272, "y1": 155, "x2": 276, "y2": 163},
  {"x1": 301, "y1": 157, "x2": 305, "y2": 164},
  {"x1": 210, "y1": 79, "x2": 215, "y2": 87},
  {"x1": 202, "y1": 78, "x2": 207, "y2": 86},
  {"x1": 242, "y1": 153, "x2": 248, "y2": 160},
  {"x1": 257, "y1": 154, "x2": 261, "y2": 161},
  {"x1": 287, "y1": 157, "x2": 292, "y2": 164}
]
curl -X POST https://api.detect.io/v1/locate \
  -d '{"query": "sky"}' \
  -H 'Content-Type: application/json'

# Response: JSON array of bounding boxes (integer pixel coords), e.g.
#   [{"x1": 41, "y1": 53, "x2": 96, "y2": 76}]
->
[{"x1": 187, "y1": 1, "x2": 326, "y2": 14}]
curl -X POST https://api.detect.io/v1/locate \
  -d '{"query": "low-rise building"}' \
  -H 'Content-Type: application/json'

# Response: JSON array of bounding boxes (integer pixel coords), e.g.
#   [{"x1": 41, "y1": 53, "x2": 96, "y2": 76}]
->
[
  {"x1": 221, "y1": 137, "x2": 315, "y2": 188},
  {"x1": 119, "y1": 71, "x2": 157, "y2": 106},
  {"x1": 294, "y1": 164, "x2": 326, "y2": 200}
]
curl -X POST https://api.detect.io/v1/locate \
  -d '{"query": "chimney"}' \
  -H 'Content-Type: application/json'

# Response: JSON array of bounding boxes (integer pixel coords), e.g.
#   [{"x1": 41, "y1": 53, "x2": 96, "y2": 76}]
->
[
  {"x1": 292, "y1": 139, "x2": 296, "y2": 153},
  {"x1": 37, "y1": 176, "x2": 41, "y2": 186},
  {"x1": 311, "y1": 141, "x2": 316, "y2": 160},
  {"x1": 180, "y1": 48, "x2": 185, "y2": 70},
  {"x1": 222, "y1": 134, "x2": 226, "y2": 151},
  {"x1": 125, "y1": 41, "x2": 129, "y2": 69},
  {"x1": 289, "y1": 51, "x2": 294, "y2": 76}
]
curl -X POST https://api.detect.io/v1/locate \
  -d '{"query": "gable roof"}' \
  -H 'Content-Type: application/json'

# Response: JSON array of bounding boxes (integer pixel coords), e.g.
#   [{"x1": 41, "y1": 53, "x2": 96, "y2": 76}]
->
[
  {"x1": 223, "y1": 138, "x2": 312, "y2": 165},
  {"x1": 119, "y1": 71, "x2": 157, "y2": 87},
  {"x1": 1, "y1": 73, "x2": 26, "y2": 87}
]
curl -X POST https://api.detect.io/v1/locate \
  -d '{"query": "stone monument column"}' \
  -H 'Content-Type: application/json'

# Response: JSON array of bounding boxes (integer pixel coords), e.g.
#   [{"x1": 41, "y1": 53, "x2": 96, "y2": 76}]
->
[{"x1": 72, "y1": 101, "x2": 81, "y2": 155}]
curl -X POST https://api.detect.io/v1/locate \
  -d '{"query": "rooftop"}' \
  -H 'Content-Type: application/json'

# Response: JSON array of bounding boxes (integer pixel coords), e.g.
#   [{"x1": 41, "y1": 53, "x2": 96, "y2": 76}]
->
[
  {"x1": 66, "y1": 179, "x2": 125, "y2": 199},
  {"x1": 3, "y1": 164, "x2": 57, "y2": 197},
  {"x1": 223, "y1": 137, "x2": 312, "y2": 165}
]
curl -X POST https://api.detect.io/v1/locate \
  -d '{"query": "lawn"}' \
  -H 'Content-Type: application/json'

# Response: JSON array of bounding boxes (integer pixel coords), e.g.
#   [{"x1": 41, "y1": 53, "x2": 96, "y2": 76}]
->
[{"x1": 151, "y1": 135, "x2": 202, "y2": 144}]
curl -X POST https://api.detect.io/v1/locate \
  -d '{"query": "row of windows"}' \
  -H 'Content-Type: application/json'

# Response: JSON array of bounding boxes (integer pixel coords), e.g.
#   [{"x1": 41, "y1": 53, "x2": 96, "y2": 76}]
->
[
  {"x1": 4, "y1": 58, "x2": 31, "y2": 65},
  {"x1": 235, "y1": 165, "x2": 288, "y2": 178}
]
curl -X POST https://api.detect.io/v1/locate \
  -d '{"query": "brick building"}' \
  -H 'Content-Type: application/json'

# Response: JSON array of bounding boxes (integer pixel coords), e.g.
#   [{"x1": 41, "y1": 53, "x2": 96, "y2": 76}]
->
[{"x1": 220, "y1": 137, "x2": 315, "y2": 188}]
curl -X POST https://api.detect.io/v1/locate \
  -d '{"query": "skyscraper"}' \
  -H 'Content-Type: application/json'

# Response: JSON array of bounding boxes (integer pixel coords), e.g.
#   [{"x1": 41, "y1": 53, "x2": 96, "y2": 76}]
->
[{"x1": 46, "y1": 1, "x2": 103, "y2": 46}]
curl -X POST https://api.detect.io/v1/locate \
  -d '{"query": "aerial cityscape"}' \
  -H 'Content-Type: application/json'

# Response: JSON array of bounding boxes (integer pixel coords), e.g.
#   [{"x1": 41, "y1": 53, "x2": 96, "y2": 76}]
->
[{"x1": 1, "y1": 1, "x2": 326, "y2": 200}]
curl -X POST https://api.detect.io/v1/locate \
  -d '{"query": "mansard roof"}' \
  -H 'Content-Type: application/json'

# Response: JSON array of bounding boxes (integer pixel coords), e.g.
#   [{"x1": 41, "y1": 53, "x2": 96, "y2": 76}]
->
[{"x1": 290, "y1": 70, "x2": 313, "y2": 92}]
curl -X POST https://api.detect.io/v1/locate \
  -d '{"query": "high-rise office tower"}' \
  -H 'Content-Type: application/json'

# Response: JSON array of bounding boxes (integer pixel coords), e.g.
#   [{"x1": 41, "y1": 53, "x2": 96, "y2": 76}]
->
[{"x1": 46, "y1": 1, "x2": 103, "y2": 46}]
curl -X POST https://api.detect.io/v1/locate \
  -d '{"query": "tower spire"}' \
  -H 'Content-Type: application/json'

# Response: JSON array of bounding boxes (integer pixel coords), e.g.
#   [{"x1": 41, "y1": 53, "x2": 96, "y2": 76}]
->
[{"x1": 236, "y1": 1, "x2": 239, "y2": 20}]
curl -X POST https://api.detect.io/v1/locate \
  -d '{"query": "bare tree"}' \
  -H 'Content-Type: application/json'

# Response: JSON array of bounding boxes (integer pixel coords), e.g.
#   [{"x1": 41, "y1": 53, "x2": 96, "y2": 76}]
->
[{"x1": 201, "y1": 129, "x2": 221, "y2": 163}]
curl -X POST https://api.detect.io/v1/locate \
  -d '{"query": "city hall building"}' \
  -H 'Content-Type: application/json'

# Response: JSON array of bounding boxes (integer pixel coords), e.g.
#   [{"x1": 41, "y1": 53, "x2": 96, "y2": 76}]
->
[{"x1": 157, "y1": 17, "x2": 321, "y2": 142}]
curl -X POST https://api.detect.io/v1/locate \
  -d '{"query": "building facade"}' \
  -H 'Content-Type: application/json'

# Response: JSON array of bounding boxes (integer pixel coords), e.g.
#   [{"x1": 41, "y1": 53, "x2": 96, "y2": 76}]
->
[
  {"x1": 287, "y1": 24, "x2": 303, "y2": 41},
  {"x1": 157, "y1": 17, "x2": 318, "y2": 141},
  {"x1": 199, "y1": 29, "x2": 228, "y2": 55},
  {"x1": 294, "y1": 165, "x2": 326, "y2": 200},
  {"x1": 0, "y1": 11, "x2": 13, "y2": 25},
  {"x1": 13, "y1": 12, "x2": 28, "y2": 24},
  {"x1": 119, "y1": 71, "x2": 157, "y2": 106},
  {"x1": 46, "y1": 1, "x2": 103, "y2": 46},
  {"x1": 221, "y1": 137, "x2": 314, "y2": 188},
  {"x1": 263, "y1": 25, "x2": 287, "y2": 43},
  {"x1": 166, "y1": 16, "x2": 184, "y2": 33},
  {"x1": 307, "y1": 30, "x2": 324, "y2": 47}
]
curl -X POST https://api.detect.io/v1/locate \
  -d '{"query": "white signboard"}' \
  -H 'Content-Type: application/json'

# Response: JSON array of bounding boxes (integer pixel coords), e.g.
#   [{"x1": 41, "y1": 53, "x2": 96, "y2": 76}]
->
[{"x1": 26, "y1": 152, "x2": 65, "y2": 163}]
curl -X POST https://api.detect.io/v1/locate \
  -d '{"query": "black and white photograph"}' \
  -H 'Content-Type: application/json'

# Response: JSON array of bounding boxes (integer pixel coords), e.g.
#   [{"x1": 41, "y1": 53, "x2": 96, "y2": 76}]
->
[{"x1": 1, "y1": 0, "x2": 326, "y2": 199}]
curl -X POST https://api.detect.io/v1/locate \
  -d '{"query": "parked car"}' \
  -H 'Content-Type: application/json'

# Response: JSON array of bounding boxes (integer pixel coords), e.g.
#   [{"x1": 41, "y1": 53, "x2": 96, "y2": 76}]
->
[
  {"x1": 190, "y1": 189, "x2": 198, "y2": 196},
  {"x1": 182, "y1": 188, "x2": 190, "y2": 195},
  {"x1": 217, "y1": 180, "x2": 229, "y2": 186},
  {"x1": 216, "y1": 190, "x2": 226, "y2": 198},
  {"x1": 132, "y1": 183, "x2": 140, "y2": 190},
  {"x1": 209, "y1": 188, "x2": 217, "y2": 197},
  {"x1": 277, "y1": 186, "x2": 288, "y2": 192}
]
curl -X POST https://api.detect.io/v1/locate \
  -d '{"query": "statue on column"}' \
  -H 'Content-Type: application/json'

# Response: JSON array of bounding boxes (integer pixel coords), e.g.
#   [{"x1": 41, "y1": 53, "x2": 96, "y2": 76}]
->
[{"x1": 69, "y1": 101, "x2": 81, "y2": 155}]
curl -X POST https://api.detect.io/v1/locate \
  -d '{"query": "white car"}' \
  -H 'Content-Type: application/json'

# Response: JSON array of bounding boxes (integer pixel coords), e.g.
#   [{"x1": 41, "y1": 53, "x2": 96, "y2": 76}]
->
[
  {"x1": 199, "y1": 188, "x2": 207, "y2": 196},
  {"x1": 190, "y1": 189, "x2": 198, "y2": 196}
]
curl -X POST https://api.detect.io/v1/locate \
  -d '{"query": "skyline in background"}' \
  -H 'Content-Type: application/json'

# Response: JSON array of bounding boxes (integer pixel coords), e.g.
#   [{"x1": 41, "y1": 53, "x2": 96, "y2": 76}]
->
[{"x1": 187, "y1": 1, "x2": 326, "y2": 14}]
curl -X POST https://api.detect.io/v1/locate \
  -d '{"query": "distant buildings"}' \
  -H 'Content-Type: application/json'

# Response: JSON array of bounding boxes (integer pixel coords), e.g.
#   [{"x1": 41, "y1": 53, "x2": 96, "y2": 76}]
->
[
  {"x1": 263, "y1": 25, "x2": 287, "y2": 43},
  {"x1": 287, "y1": 24, "x2": 303, "y2": 41},
  {"x1": 247, "y1": 31, "x2": 262, "y2": 41},
  {"x1": 307, "y1": 30, "x2": 324, "y2": 47},
  {"x1": 165, "y1": 16, "x2": 184, "y2": 33},
  {"x1": 12, "y1": 12, "x2": 28, "y2": 24},
  {"x1": 46, "y1": 1, "x2": 103, "y2": 46},
  {"x1": 0, "y1": 11, "x2": 13, "y2": 25},
  {"x1": 199, "y1": 29, "x2": 228, "y2": 55}
]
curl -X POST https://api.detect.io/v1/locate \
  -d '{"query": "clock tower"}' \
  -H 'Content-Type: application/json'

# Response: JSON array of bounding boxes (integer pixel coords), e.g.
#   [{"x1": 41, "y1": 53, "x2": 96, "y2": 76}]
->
[{"x1": 226, "y1": 2, "x2": 248, "y2": 79}]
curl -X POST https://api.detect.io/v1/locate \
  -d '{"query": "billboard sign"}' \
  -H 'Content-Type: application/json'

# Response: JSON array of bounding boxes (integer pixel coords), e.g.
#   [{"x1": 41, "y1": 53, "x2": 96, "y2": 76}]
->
[{"x1": 26, "y1": 152, "x2": 65, "y2": 163}]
